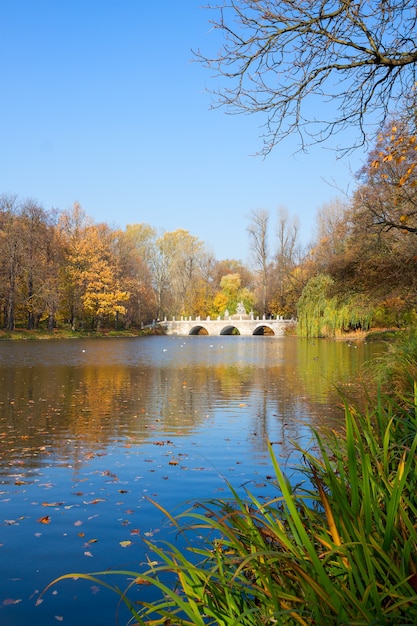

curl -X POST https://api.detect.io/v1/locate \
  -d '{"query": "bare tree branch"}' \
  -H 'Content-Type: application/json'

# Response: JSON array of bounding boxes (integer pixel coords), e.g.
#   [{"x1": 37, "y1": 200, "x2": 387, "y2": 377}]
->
[{"x1": 196, "y1": 0, "x2": 417, "y2": 154}]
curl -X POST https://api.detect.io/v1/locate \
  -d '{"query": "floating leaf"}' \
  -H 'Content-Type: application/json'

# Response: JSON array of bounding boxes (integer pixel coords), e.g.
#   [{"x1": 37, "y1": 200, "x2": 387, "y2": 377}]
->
[
  {"x1": 3, "y1": 598, "x2": 22, "y2": 606},
  {"x1": 37, "y1": 516, "x2": 51, "y2": 524},
  {"x1": 119, "y1": 540, "x2": 132, "y2": 548},
  {"x1": 84, "y1": 551, "x2": 93, "y2": 557}
]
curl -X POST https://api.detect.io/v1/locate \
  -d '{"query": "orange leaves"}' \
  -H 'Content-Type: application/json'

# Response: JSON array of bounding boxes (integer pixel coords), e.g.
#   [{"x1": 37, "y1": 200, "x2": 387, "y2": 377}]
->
[
  {"x1": 37, "y1": 515, "x2": 51, "y2": 524},
  {"x1": 371, "y1": 123, "x2": 417, "y2": 188}
]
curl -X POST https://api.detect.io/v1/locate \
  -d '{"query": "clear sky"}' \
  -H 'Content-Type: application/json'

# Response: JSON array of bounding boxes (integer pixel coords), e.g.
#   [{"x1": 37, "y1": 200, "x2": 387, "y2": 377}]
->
[{"x1": 1, "y1": 1, "x2": 366, "y2": 262}]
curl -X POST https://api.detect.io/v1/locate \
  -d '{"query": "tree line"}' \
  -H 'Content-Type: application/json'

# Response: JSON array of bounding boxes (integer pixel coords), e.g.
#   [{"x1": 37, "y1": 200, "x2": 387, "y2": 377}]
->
[{"x1": 1, "y1": 110, "x2": 416, "y2": 336}]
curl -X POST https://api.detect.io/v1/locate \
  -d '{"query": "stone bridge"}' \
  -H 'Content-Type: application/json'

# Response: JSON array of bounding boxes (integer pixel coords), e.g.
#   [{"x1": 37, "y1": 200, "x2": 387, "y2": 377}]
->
[{"x1": 159, "y1": 315, "x2": 296, "y2": 337}]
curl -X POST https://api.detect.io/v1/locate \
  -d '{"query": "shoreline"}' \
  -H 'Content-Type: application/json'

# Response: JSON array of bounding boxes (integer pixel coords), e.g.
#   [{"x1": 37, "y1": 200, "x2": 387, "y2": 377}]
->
[{"x1": 0, "y1": 326, "x2": 399, "y2": 341}]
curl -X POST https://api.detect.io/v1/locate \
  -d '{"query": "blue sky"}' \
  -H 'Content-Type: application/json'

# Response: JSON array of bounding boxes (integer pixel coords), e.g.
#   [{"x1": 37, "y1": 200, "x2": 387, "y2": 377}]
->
[{"x1": 1, "y1": 1, "x2": 366, "y2": 262}]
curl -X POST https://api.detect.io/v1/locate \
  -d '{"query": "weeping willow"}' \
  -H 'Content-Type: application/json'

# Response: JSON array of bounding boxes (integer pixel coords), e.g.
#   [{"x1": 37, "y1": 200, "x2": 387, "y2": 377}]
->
[{"x1": 297, "y1": 274, "x2": 373, "y2": 338}]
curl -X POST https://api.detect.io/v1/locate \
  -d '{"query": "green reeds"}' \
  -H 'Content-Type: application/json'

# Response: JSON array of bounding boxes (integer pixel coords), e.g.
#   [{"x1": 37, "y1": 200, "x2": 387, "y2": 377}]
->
[{"x1": 42, "y1": 392, "x2": 417, "y2": 625}]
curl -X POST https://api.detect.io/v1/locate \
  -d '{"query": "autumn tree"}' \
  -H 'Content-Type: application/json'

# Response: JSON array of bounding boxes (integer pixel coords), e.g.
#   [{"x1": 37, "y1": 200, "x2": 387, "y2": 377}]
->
[
  {"x1": 59, "y1": 206, "x2": 129, "y2": 330},
  {"x1": 58, "y1": 203, "x2": 93, "y2": 328},
  {"x1": 213, "y1": 259, "x2": 254, "y2": 291},
  {"x1": 301, "y1": 117, "x2": 417, "y2": 328},
  {"x1": 355, "y1": 117, "x2": 417, "y2": 234},
  {"x1": 197, "y1": 1, "x2": 417, "y2": 154},
  {"x1": 116, "y1": 228, "x2": 156, "y2": 327},
  {"x1": 39, "y1": 223, "x2": 65, "y2": 331},
  {"x1": 152, "y1": 229, "x2": 211, "y2": 318},
  {"x1": 211, "y1": 272, "x2": 254, "y2": 317},
  {"x1": 19, "y1": 199, "x2": 56, "y2": 330},
  {"x1": 0, "y1": 194, "x2": 23, "y2": 330},
  {"x1": 78, "y1": 225, "x2": 130, "y2": 331}
]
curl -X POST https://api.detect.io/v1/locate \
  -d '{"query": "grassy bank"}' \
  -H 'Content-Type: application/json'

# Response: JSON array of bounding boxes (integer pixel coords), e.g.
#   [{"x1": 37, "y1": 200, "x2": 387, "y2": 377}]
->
[
  {"x1": 41, "y1": 331, "x2": 417, "y2": 624},
  {"x1": 0, "y1": 327, "x2": 164, "y2": 340}
]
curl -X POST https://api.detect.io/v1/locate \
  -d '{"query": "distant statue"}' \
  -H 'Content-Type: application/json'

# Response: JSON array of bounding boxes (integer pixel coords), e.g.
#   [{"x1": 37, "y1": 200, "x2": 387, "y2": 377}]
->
[
  {"x1": 236, "y1": 302, "x2": 246, "y2": 315},
  {"x1": 224, "y1": 308, "x2": 229, "y2": 318}
]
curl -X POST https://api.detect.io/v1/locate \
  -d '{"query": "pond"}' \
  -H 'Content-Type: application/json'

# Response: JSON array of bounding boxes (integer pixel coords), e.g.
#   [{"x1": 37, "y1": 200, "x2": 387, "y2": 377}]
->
[{"x1": 0, "y1": 335, "x2": 383, "y2": 625}]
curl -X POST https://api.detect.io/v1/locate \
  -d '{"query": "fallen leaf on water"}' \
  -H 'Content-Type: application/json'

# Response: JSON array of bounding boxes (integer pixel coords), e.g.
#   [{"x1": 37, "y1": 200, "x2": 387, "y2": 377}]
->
[
  {"x1": 54, "y1": 616, "x2": 63, "y2": 622},
  {"x1": 84, "y1": 551, "x2": 93, "y2": 557},
  {"x1": 42, "y1": 502, "x2": 64, "y2": 507},
  {"x1": 134, "y1": 577, "x2": 151, "y2": 585},
  {"x1": 74, "y1": 520, "x2": 83, "y2": 527},
  {"x1": 119, "y1": 540, "x2": 132, "y2": 548},
  {"x1": 3, "y1": 598, "x2": 22, "y2": 606},
  {"x1": 168, "y1": 460, "x2": 178, "y2": 466},
  {"x1": 130, "y1": 528, "x2": 140, "y2": 536},
  {"x1": 37, "y1": 516, "x2": 51, "y2": 524}
]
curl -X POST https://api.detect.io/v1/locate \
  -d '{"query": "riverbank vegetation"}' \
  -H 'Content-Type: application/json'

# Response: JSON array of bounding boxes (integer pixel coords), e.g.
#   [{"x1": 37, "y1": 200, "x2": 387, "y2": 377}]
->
[{"x1": 42, "y1": 331, "x2": 417, "y2": 624}]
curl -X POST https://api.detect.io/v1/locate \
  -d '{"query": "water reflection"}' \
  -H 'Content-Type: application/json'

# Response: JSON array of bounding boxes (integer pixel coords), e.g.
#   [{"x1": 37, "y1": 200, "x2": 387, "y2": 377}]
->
[
  {"x1": 0, "y1": 336, "x2": 381, "y2": 474},
  {"x1": 0, "y1": 335, "x2": 385, "y2": 626}
]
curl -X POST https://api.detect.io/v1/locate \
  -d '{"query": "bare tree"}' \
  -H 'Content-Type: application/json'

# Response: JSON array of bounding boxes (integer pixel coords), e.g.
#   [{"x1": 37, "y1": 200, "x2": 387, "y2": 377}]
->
[
  {"x1": 196, "y1": 1, "x2": 417, "y2": 154},
  {"x1": 273, "y1": 207, "x2": 304, "y2": 314},
  {"x1": 247, "y1": 208, "x2": 270, "y2": 314}
]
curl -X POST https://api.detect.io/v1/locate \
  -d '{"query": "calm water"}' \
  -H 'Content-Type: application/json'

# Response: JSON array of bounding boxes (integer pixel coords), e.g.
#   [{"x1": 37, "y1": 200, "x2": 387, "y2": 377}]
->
[{"x1": 0, "y1": 335, "x2": 382, "y2": 625}]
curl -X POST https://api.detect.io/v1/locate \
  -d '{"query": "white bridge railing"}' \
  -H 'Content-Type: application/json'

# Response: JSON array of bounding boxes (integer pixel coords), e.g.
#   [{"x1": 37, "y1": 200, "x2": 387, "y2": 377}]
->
[{"x1": 159, "y1": 314, "x2": 296, "y2": 337}]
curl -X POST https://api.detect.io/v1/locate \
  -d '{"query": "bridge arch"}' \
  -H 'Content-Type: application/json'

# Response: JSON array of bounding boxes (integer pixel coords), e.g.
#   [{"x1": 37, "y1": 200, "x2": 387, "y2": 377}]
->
[
  {"x1": 220, "y1": 325, "x2": 240, "y2": 335},
  {"x1": 189, "y1": 325, "x2": 209, "y2": 335},
  {"x1": 253, "y1": 324, "x2": 275, "y2": 336}
]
